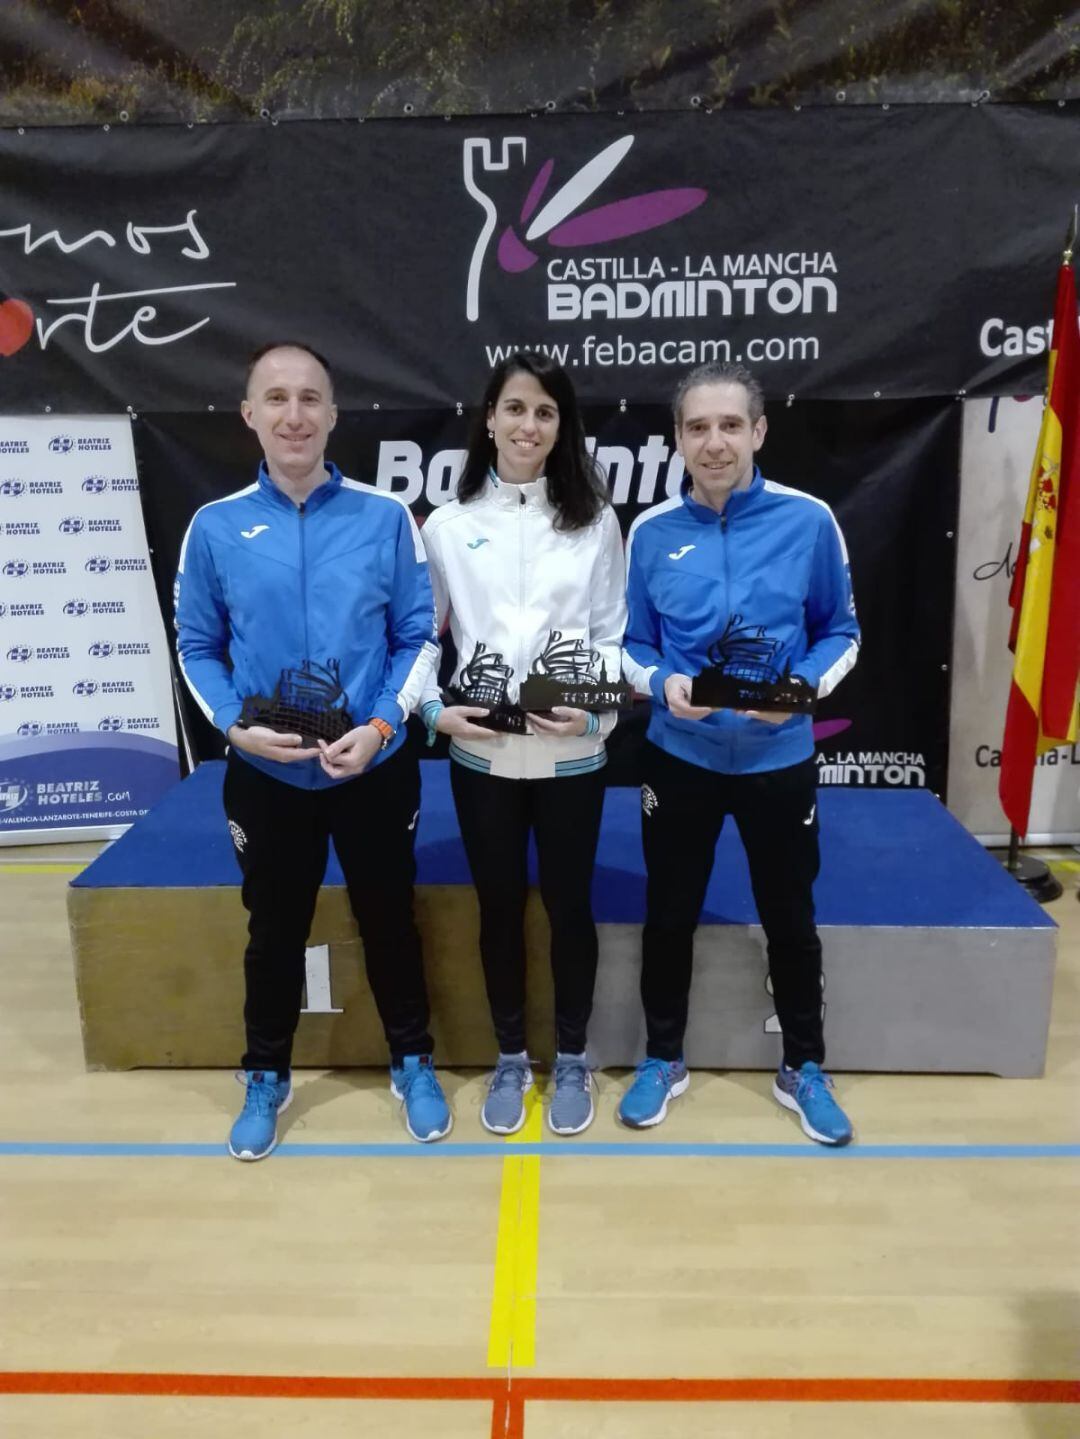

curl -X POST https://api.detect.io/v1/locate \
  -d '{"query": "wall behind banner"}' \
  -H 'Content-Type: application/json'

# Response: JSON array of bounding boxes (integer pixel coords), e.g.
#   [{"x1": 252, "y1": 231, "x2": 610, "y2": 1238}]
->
[
  {"x1": 3, "y1": 1, "x2": 1076, "y2": 124},
  {"x1": 133, "y1": 399, "x2": 960, "y2": 797}
]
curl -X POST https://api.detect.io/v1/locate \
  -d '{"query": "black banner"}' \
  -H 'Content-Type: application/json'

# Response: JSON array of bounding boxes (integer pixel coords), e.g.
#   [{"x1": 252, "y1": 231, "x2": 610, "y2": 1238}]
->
[
  {"x1": 0, "y1": 106, "x2": 1077, "y2": 411},
  {"x1": 134, "y1": 398, "x2": 960, "y2": 793}
]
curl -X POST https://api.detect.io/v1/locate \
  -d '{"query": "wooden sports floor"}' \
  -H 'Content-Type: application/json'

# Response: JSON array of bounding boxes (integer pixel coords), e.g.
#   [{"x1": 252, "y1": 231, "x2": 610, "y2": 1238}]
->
[{"x1": 1, "y1": 843, "x2": 1078, "y2": 1438}]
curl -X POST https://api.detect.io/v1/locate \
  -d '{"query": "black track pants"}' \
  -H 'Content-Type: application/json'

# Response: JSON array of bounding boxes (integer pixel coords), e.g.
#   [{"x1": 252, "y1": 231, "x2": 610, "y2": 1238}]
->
[
  {"x1": 223, "y1": 745, "x2": 434, "y2": 1074},
  {"x1": 640, "y1": 743, "x2": 824, "y2": 1069},
  {"x1": 449, "y1": 761, "x2": 606, "y2": 1055}
]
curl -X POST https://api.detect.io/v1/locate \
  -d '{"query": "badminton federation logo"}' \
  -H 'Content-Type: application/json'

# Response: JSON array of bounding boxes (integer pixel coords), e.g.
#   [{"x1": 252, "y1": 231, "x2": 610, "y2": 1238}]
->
[{"x1": 463, "y1": 134, "x2": 707, "y2": 322}]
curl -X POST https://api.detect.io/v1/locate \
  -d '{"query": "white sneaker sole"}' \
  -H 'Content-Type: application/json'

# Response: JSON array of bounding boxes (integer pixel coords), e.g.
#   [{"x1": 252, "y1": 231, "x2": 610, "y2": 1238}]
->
[
  {"x1": 547, "y1": 1073, "x2": 595, "y2": 1136},
  {"x1": 481, "y1": 1072, "x2": 534, "y2": 1135},
  {"x1": 772, "y1": 1080, "x2": 850, "y2": 1146},
  {"x1": 390, "y1": 1079, "x2": 454, "y2": 1143},
  {"x1": 617, "y1": 1071, "x2": 689, "y2": 1129},
  {"x1": 228, "y1": 1084, "x2": 293, "y2": 1161}
]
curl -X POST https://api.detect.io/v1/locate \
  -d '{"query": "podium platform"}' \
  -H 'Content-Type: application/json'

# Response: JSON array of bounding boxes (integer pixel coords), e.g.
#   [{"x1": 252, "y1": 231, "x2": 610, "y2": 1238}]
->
[{"x1": 68, "y1": 758, "x2": 1056, "y2": 1076}]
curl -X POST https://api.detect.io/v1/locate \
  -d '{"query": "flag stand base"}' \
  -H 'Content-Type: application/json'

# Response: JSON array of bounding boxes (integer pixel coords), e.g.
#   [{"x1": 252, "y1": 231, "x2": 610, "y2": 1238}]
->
[{"x1": 1001, "y1": 850, "x2": 1063, "y2": 904}]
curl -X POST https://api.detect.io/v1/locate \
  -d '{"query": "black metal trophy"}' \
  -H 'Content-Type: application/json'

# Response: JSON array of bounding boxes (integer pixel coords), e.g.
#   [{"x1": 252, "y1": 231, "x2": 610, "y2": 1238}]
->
[
  {"x1": 689, "y1": 616, "x2": 817, "y2": 714},
  {"x1": 517, "y1": 629, "x2": 633, "y2": 714},
  {"x1": 238, "y1": 658, "x2": 354, "y2": 743},
  {"x1": 445, "y1": 641, "x2": 530, "y2": 733},
  {"x1": 446, "y1": 632, "x2": 632, "y2": 733}
]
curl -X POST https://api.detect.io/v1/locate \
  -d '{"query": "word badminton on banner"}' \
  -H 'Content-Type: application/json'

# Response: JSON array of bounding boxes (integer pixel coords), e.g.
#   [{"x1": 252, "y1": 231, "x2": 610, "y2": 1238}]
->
[{"x1": 0, "y1": 415, "x2": 180, "y2": 842}]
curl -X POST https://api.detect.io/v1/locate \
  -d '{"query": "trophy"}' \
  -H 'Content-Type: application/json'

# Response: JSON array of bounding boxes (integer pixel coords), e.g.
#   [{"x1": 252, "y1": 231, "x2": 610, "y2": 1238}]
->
[
  {"x1": 689, "y1": 615, "x2": 816, "y2": 714},
  {"x1": 444, "y1": 641, "x2": 530, "y2": 733},
  {"x1": 446, "y1": 632, "x2": 632, "y2": 733},
  {"x1": 238, "y1": 658, "x2": 354, "y2": 744},
  {"x1": 517, "y1": 629, "x2": 633, "y2": 714}
]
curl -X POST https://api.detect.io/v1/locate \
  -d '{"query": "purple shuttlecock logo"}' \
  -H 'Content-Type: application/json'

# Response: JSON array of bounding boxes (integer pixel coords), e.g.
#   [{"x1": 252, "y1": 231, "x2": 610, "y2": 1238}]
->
[{"x1": 464, "y1": 135, "x2": 707, "y2": 321}]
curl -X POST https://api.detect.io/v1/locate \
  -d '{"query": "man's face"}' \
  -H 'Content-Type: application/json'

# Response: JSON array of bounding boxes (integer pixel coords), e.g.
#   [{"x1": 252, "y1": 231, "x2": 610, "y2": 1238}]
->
[
  {"x1": 676, "y1": 382, "x2": 766, "y2": 508},
  {"x1": 241, "y1": 347, "x2": 337, "y2": 482}
]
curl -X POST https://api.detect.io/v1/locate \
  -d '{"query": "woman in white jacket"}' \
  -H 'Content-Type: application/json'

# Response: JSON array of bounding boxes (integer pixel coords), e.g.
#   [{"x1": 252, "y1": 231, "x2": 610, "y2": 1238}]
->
[{"x1": 420, "y1": 352, "x2": 627, "y2": 1136}]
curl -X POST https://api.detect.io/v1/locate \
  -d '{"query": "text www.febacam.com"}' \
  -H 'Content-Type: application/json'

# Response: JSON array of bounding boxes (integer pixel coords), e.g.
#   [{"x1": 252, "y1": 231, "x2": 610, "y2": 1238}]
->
[{"x1": 484, "y1": 334, "x2": 820, "y2": 369}]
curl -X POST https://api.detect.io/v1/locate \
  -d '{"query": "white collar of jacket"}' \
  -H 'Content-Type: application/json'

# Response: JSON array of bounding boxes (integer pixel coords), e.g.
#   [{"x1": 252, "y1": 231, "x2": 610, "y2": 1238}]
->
[{"x1": 487, "y1": 465, "x2": 553, "y2": 512}]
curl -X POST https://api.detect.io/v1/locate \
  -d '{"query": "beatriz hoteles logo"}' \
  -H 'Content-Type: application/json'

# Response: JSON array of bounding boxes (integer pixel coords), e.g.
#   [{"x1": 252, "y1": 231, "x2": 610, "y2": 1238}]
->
[{"x1": 463, "y1": 135, "x2": 707, "y2": 322}]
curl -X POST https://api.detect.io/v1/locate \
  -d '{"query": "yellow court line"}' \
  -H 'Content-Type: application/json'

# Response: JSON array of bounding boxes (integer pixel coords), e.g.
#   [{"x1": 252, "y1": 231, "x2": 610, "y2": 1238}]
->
[
  {"x1": 487, "y1": 1085, "x2": 543, "y2": 1370},
  {"x1": 0, "y1": 863, "x2": 86, "y2": 874}
]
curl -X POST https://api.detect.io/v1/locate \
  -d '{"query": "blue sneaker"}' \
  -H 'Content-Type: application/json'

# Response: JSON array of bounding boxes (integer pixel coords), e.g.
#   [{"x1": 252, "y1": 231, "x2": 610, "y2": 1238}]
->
[
  {"x1": 773, "y1": 1061, "x2": 852, "y2": 1146},
  {"x1": 228, "y1": 1070, "x2": 292, "y2": 1161},
  {"x1": 548, "y1": 1053, "x2": 594, "y2": 1136},
  {"x1": 390, "y1": 1054, "x2": 452, "y2": 1142},
  {"x1": 617, "y1": 1057, "x2": 689, "y2": 1128},
  {"x1": 481, "y1": 1053, "x2": 533, "y2": 1134}
]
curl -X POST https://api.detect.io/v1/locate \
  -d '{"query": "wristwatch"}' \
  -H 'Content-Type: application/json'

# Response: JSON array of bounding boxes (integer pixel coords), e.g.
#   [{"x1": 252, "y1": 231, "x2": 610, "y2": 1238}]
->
[{"x1": 367, "y1": 717, "x2": 395, "y2": 750}]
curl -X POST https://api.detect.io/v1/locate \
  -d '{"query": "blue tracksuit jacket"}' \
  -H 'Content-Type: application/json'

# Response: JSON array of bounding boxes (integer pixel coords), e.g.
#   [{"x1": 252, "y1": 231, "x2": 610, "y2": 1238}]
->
[
  {"x1": 622, "y1": 469, "x2": 859, "y2": 775},
  {"x1": 174, "y1": 462, "x2": 437, "y2": 789}
]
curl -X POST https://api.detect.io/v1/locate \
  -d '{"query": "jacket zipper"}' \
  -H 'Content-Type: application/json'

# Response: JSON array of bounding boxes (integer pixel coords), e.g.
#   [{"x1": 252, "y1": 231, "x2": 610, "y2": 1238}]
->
[
  {"x1": 719, "y1": 509, "x2": 732, "y2": 768},
  {"x1": 517, "y1": 489, "x2": 527, "y2": 778},
  {"x1": 298, "y1": 500, "x2": 311, "y2": 664}
]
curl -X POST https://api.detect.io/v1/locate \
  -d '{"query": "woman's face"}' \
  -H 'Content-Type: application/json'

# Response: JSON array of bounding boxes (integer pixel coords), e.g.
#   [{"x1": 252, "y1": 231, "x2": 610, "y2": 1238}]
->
[{"x1": 487, "y1": 370, "x2": 560, "y2": 483}]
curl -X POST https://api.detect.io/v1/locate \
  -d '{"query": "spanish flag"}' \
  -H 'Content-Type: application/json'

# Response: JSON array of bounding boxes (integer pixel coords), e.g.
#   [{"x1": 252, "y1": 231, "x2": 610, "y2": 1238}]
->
[{"x1": 999, "y1": 252, "x2": 1080, "y2": 837}]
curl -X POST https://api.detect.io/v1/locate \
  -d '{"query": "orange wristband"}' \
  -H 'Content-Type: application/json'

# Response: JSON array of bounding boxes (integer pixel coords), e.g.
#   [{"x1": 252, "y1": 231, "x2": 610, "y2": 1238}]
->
[{"x1": 367, "y1": 717, "x2": 394, "y2": 750}]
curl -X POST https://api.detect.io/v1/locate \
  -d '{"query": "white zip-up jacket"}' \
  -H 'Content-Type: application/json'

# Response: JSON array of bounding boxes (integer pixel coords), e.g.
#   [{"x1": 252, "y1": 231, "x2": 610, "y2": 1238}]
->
[{"x1": 419, "y1": 471, "x2": 627, "y2": 780}]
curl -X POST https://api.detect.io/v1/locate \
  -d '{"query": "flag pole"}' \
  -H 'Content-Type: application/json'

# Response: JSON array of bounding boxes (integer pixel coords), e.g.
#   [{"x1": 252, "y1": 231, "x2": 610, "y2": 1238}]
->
[
  {"x1": 1004, "y1": 825, "x2": 1062, "y2": 902},
  {"x1": 997, "y1": 210, "x2": 1076, "y2": 905},
  {"x1": 1072, "y1": 200, "x2": 1079, "y2": 906}
]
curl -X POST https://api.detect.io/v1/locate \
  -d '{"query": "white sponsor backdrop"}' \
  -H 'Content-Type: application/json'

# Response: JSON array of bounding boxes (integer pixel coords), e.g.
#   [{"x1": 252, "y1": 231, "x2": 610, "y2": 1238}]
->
[
  {"x1": 0, "y1": 415, "x2": 180, "y2": 843},
  {"x1": 949, "y1": 397, "x2": 1080, "y2": 844}
]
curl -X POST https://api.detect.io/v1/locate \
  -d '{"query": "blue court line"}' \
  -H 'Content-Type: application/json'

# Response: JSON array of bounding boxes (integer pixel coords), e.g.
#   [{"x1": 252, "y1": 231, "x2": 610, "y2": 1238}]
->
[{"x1": 0, "y1": 1141, "x2": 1077, "y2": 1159}]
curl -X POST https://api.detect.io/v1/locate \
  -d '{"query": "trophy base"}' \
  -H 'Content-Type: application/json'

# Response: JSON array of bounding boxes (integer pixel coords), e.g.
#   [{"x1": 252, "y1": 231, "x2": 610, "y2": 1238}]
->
[
  {"x1": 518, "y1": 674, "x2": 634, "y2": 713},
  {"x1": 238, "y1": 697, "x2": 354, "y2": 746},
  {"x1": 690, "y1": 670, "x2": 816, "y2": 715},
  {"x1": 442, "y1": 690, "x2": 529, "y2": 735}
]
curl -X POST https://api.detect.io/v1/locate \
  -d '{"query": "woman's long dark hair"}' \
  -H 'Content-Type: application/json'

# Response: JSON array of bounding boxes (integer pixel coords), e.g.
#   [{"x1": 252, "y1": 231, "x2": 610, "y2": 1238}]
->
[{"x1": 457, "y1": 351, "x2": 607, "y2": 532}]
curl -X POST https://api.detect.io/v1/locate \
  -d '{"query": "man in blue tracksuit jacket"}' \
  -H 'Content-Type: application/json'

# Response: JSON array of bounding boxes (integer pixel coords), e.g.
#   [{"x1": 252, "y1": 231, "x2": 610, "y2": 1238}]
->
[
  {"x1": 618, "y1": 362, "x2": 860, "y2": 1145},
  {"x1": 175, "y1": 341, "x2": 450, "y2": 1157}
]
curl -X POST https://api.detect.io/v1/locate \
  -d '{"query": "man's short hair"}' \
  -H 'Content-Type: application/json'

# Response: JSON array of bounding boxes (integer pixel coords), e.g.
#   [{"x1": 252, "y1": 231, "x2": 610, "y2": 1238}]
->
[
  {"x1": 673, "y1": 362, "x2": 765, "y2": 427},
  {"x1": 245, "y1": 341, "x2": 334, "y2": 397}
]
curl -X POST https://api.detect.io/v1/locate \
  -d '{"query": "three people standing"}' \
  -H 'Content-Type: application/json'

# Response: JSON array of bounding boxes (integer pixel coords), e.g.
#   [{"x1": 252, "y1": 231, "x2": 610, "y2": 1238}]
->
[{"x1": 176, "y1": 349, "x2": 857, "y2": 1155}]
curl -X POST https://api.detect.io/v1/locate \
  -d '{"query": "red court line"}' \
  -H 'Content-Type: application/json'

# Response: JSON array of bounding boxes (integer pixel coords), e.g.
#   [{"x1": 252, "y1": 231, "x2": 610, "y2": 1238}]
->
[
  {"x1": 3, "y1": 1372, "x2": 1077, "y2": 1421},
  {"x1": 0, "y1": 1372, "x2": 499, "y2": 1400},
  {"x1": 513, "y1": 1377, "x2": 1080, "y2": 1404}
]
